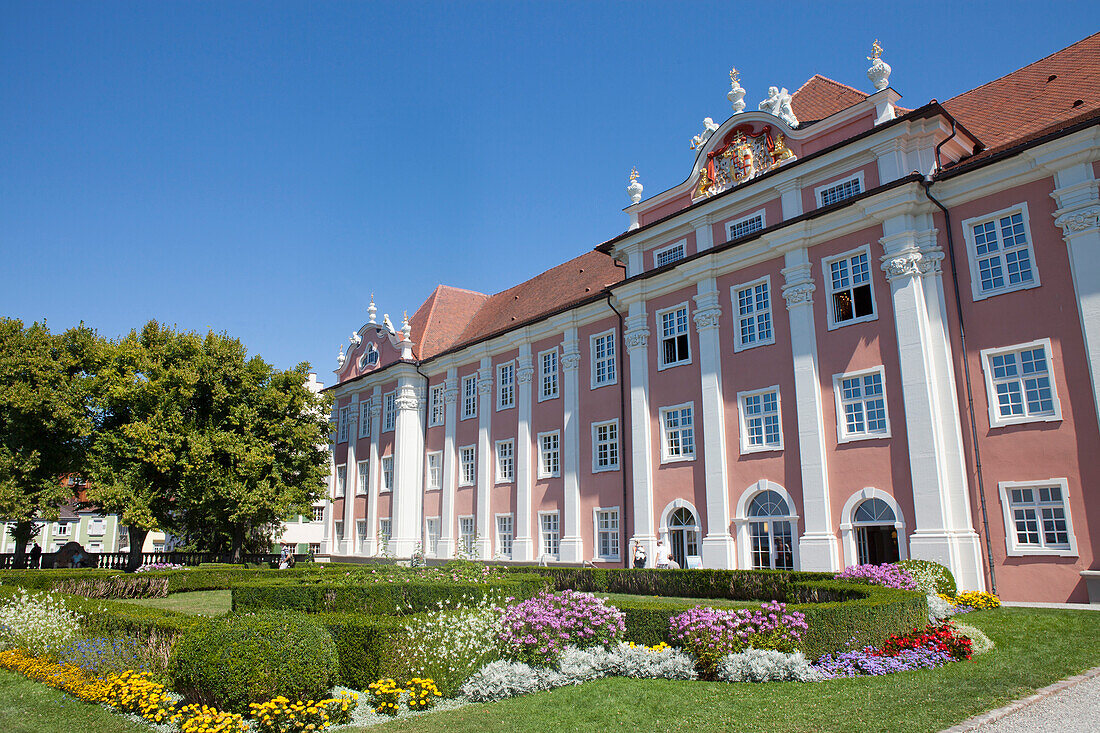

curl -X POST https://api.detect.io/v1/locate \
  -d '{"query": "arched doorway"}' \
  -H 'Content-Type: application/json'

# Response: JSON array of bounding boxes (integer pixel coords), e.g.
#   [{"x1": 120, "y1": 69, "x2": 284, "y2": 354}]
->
[
  {"x1": 853, "y1": 498, "x2": 900, "y2": 565},
  {"x1": 667, "y1": 507, "x2": 700, "y2": 569},
  {"x1": 747, "y1": 490, "x2": 794, "y2": 570}
]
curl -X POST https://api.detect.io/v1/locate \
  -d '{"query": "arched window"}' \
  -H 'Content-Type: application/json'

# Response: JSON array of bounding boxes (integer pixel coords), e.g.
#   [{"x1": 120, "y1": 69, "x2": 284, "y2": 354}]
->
[
  {"x1": 667, "y1": 507, "x2": 700, "y2": 569},
  {"x1": 747, "y1": 490, "x2": 794, "y2": 570},
  {"x1": 853, "y1": 497, "x2": 900, "y2": 565},
  {"x1": 359, "y1": 343, "x2": 379, "y2": 369},
  {"x1": 854, "y1": 498, "x2": 895, "y2": 524}
]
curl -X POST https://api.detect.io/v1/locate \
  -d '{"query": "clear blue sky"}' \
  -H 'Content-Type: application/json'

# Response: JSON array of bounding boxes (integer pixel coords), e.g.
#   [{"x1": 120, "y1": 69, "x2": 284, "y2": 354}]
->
[{"x1": 2, "y1": 1, "x2": 1096, "y2": 380}]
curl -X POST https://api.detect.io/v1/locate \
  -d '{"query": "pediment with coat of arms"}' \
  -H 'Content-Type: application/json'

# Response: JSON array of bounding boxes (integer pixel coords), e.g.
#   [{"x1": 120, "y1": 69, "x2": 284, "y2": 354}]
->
[{"x1": 694, "y1": 122, "x2": 795, "y2": 200}]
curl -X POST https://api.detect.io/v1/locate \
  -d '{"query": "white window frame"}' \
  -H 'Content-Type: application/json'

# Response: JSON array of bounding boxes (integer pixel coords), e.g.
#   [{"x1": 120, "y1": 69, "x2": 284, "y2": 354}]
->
[
  {"x1": 537, "y1": 431, "x2": 561, "y2": 478},
  {"x1": 725, "y1": 209, "x2": 766, "y2": 242},
  {"x1": 88, "y1": 517, "x2": 106, "y2": 536},
  {"x1": 497, "y1": 361, "x2": 515, "y2": 411},
  {"x1": 998, "y1": 479, "x2": 1078, "y2": 557},
  {"x1": 961, "y1": 203, "x2": 1040, "y2": 301},
  {"x1": 495, "y1": 439, "x2": 515, "y2": 484},
  {"x1": 356, "y1": 460, "x2": 369, "y2": 495},
  {"x1": 590, "y1": 329, "x2": 617, "y2": 389},
  {"x1": 591, "y1": 419, "x2": 620, "y2": 473},
  {"x1": 426, "y1": 451, "x2": 442, "y2": 490},
  {"x1": 54, "y1": 522, "x2": 71, "y2": 537},
  {"x1": 738, "y1": 386, "x2": 783, "y2": 454},
  {"x1": 458, "y1": 515, "x2": 476, "y2": 554},
  {"x1": 659, "y1": 402, "x2": 696, "y2": 463},
  {"x1": 823, "y1": 244, "x2": 877, "y2": 330},
  {"x1": 538, "y1": 348, "x2": 559, "y2": 401},
  {"x1": 378, "y1": 518, "x2": 391, "y2": 552},
  {"x1": 833, "y1": 366, "x2": 891, "y2": 443},
  {"x1": 335, "y1": 464, "x2": 346, "y2": 498},
  {"x1": 656, "y1": 303, "x2": 692, "y2": 370},
  {"x1": 653, "y1": 239, "x2": 687, "y2": 269},
  {"x1": 425, "y1": 516, "x2": 441, "y2": 556},
  {"x1": 731, "y1": 275, "x2": 775, "y2": 352},
  {"x1": 539, "y1": 511, "x2": 561, "y2": 559},
  {"x1": 311, "y1": 506, "x2": 325, "y2": 523},
  {"x1": 337, "y1": 406, "x2": 350, "y2": 443},
  {"x1": 459, "y1": 445, "x2": 476, "y2": 486},
  {"x1": 356, "y1": 519, "x2": 368, "y2": 544},
  {"x1": 428, "y1": 384, "x2": 445, "y2": 427},
  {"x1": 593, "y1": 507, "x2": 621, "y2": 561},
  {"x1": 461, "y1": 375, "x2": 478, "y2": 420},
  {"x1": 358, "y1": 400, "x2": 371, "y2": 439},
  {"x1": 815, "y1": 171, "x2": 864, "y2": 208},
  {"x1": 980, "y1": 338, "x2": 1062, "y2": 428},
  {"x1": 495, "y1": 513, "x2": 514, "y2": 559},
  {"x1": 382, "y1": 391, "x2": 396, "y2": 432},
  {"x1": 381, "y1": 456, "x2": 394, "y2": 492}
]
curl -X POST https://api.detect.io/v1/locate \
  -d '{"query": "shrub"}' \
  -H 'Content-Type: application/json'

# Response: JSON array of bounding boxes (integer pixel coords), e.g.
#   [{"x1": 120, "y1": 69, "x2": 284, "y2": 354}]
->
[
  {"x1": 0, "y1": 588, "x2": 83, "y2": 656},
  {"x1": 927, "y1": 592, "x2": 956, "y2": 623},
  {"x1": 459, "y1": 660, "x2": 567, "y2": 703},
  {"x1": 716, "y1": 649, "x2": 822, "y2": 683},
  {"x1": 952, "y1": 622, "x2": 994, "y2": 655},
  {"x1": 318, "y1": 613, "x2": 409, "y2": 690},
  {"x1": 499, "y1": 590, "x2": 625, "y2": 666},
  {"x1": 897, "y1": 559, "x2": 956, "y2": 596},
  {"x1": 834, "y1": 564, "x2": 917, "y2": 590},
  {"x1": 169, "y1": 611, "x2": 338, "y2": 714},
  {"x1": 399, "y1": 594, "x2": 504, "y2": 697},
  {"x1": 610, "y1": 642, "x2": 697, "y2": 680},
  {"x1": 668, "y1": 601, "x2": 808, "y2": 678},
  {"x1": 954, "y1": 591, "x2": 1000, "y2": 610}
]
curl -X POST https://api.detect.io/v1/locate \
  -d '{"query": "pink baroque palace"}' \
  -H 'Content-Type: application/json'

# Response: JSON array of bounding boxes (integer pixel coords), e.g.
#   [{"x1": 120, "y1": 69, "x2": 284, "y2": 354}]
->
[{"x1": 322, "y1": 35, "x2": 1100, "y2": 603}]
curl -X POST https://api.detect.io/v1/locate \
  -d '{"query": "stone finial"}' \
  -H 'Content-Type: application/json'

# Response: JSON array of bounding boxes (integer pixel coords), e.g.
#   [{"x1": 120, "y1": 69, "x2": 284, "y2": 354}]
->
[
  {"x1": 727, "y1": 67, "x2": 746, "y2": 114},
  {"x1": 627, "y1": 167, "x2": 643, "y2": 204},
  {"x1": 367, "y1": 293, "x2": 377, "y2": 324},
  {"x1": 337, "y1": 344, "x2": 346, "y2": 367},
  {"x1": 867, "y1": 39, "x2": 891, "y2": 91},
  {"x1": 401, "y1": 311, "x2": 412, "y2": 342}
]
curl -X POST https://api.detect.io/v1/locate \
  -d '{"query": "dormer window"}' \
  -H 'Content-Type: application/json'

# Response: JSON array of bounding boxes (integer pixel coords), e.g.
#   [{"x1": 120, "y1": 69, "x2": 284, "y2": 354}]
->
[
  {"x1": 358, "y1": 343, "x2": 379, "y2": 369},
  {"x1": 653, "y1": 240, "x2": 686, "y2": 268},
  {"x1": 816, "y1": 174, "x2": 863, "y2": 208}
]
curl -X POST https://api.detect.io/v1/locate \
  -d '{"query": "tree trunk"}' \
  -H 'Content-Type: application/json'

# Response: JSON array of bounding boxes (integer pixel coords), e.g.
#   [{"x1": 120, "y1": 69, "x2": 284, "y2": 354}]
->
[
  {"x1": 126, "y1": 528, "x2": 149, "y2": 572},
  {"x1": 11, "y1": 521, "x2": 33, "y2": 569},
  {"x1": 230, "y1": 525, "x2": 244, "y2": 564}
]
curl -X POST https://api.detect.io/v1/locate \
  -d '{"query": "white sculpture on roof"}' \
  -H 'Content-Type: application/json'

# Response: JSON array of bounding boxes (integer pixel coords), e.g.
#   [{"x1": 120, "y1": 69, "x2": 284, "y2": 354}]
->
[
  {"x1": 690, "y1": 117, "x2": 720, "y2": 150},
  {"x1": 758, "y1": 86, "x2": 798, "y2": 128},
  {"x1": 627, "y1": 167, "x2": 643, "y2": 204},
  {"x1": 867, "y1": 39, "x2": 892, "y2": 91},
  {"x1": 337, "y1": 344, "x2": 346, "y2": 368},
  {"x1": 727, "y1": 67, "x2": 746, "y2": 114}
]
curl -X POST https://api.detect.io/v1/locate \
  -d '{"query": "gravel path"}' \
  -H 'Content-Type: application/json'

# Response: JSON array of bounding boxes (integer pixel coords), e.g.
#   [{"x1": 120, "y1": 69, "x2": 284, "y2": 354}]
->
[{"x1": 949, "y1": 672, "x2": 1100, "y2": 732}]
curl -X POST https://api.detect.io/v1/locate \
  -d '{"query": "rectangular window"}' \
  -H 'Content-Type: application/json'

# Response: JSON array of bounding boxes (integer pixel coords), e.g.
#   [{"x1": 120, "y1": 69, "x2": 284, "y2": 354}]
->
[
  {"x1": 1000, "y1": 480, "x2": 1076, "y2": 556},
  {"x1": 591, "y1": 330, "x2": 617, "y2": 387},
  {"x1": 426, "y1": 518, "x2": 440, "y2": 555},
  {"x1": 308, "y1": 542, "x2": 321, "y2": 555},
  {"x1": 496, "y1": 440, "x2": 515, "y2": 483},
  {"x1": 538, "y1": 432, "x2": 560, "y2": 478},
  {"x1": 426, "y1": 452, "x2": 442, "y2": 490},
  {"x1": 826, "y1": 247, "x2": 876, "y2": 328},
  {"x1": 357, "y1": 519, "x2": 368, "y2": 543},
  {"x1": 817, "y1": 174, "x2": 862, "y2": 207},
  {"x1": 378, "y1": 519, "x2": 391, "y2": 552},
  {"x1": 459, "y1": 516, "x2": 476, "y2": 554},
  {"x1": 981, "y1": 339, "x2": 1060, "y2": 427},
  {"x1": 357, "y1": 460, "x2": 369, "y2": 495},
  {"x1": 429, "y1": 384, "x2": 445, "y2": 426},
  {"x1": 726, "y1": 210, "x2": 765, "y2": 241},
  {"x1": 740, "y1": 387, "x2": 782, "y2": 452},
  {"x1": 461, "y1": 375, "x2": 478, "y2": 420},
  {"x1": 335, "y1": 521, "x2": 344, "y2": 541},
  {"x1": 337, "y1": 406, "x2": 350, "y2": 443},
  {"x1": 498, "y1": 362, "x2": 515, "y2": 410},
  {"x1": 963, "y1": 204, "x2": 1038, "y2": 299},
  {"x1": 595, "y1": 508, "x2": 620, "y2": 560},
  {"x1": 660, "y1": 403, "x2": 695, "y2": 461},
  {"x1": 658, "y1": 305, "x2": 691, "y2": 368},
  {"x1": 55, "y1": 522, "x2": 70, "y2": 537},
  {"x1": 733, "y1": 277, "x2": 774, "y2": 351},
  {"x1": 592, "y1": 420, "x2": 619, "y2": 472},
  {"x1": 311, "y1": 506, "x2": 325, "y2": 523},
  {"x1": 835, "y1": 367, "x2": 890, "y2": 442},
  {"x1": 359, "y1": 400, "x2": 371, "y2": 439},
  {"x1": 539, "y1": 349, "x2": 559, "y2": 400},
  {"x1": 540, "y1": 512, "x2": 560, "y2": 559},
  {"x1": 383, "y1": 391, "x2": 396, "y2": 432},
  {"x1": 654, "y1": 240, "x2": 686, "y2": 268},
  {"x1": 496, "y1": 515, "x2": 514, "y2": 559},
  {"x1": 459, "y1": 446, "x2": 476, "y2": 486},
  {"x1": 381, "y1": 456, "x2": 394, "y2": 492},
  {"x1": 335, "y1": 465, "x2": 346, "y2": 498}
]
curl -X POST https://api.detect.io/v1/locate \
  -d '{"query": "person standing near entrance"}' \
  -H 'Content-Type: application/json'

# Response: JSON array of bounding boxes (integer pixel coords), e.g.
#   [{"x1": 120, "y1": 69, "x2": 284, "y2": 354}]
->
[
  {"x1": 655, "y1": 537, "x2": 669, "y2": 569},
  {"x1": 29, "y1": 542, "x2": 42, "y2": 569},
  {"x1": 632, "y1": 541, "x2": 647, "y2": 569}
]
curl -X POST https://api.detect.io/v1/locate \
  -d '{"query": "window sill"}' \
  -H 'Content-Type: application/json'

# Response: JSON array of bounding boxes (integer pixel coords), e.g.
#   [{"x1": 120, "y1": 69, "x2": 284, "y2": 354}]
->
[
  {"x1": 740, "y1": 444, "x2": 783, "y2": 456},
  {"x1": 424, "y1": 487, "x2": 441, "y2": 492},
  {"x1": 660, "y1": 454, "x2": 696, "y2": 464},
  {"x1": 836, "y1": 431, "x2": 890, "y2": 445},
  {"x1": 733, "y1": 338, "x2": 776, "y2": 354},
  {"x1": 1005, "y1": 547, "x2": 1077, "y2": 557},
  {"x1": 590, "y1": 380, "x2": 618, "y2": 390},
  {"x1": 495, "y1": 479, "x2": 515, "y2": 485},
  {"x1": 595, "y1": 556, "x2": 621, "y2": 563},
  {"x1": 537, "y1": 473, "x2": 561, "y2": 480},
  {"x1": 657, "y1": 359, "x2": 693, "y2": 372},
  {"x1": 592, "y1": 465, "x2": 620, "y2": 473},
  {"x1": 827, "y1": 312, "x2": 878, "y2": 332},
  {"x1": 988, "y1": 414, "x2": 1061, "y2": 429},
  {"x1": 496, "y1": 404, "x2": 515, "y2": 412},
  {"x1": 538, "y1": 394, "x2": 560, "y2": 402}
]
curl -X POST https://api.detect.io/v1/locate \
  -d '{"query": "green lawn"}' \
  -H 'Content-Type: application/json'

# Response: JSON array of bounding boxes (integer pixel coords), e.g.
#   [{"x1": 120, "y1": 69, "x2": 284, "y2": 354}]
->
[
  {"x1": 118, "y1": 589, "x2": 231, "y2": 616},
  {"x1": 1, "y1": 607, "x2": 1097, "y2": 732}
]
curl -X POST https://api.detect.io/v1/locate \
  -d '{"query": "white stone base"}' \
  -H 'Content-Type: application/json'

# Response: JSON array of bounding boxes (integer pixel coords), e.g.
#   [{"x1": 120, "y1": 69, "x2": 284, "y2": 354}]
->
[
  {"x1": 511, "y1": 537, "x2": 534, "y2": 563},
  {"x1": 475, "y1": 538, "x2": 493, "y2": 561},
  {"x1": 701, "y1": 534, "x2": 737, "y2": 569},
  {"x1": 434, "y1": 538, "x2": 455, "y2": 560},
  {"x1": 798, "y1": 532, "x2": 841, "y2": 571},
  {"x1": 908, "y1": 529, "x2": 987, "y2": 592},
  {"x1": 388, "y1": 537, "x2": 418, "y2": 558},
  {"x1": 559, "y1": 536, "x2": 584, "y2": 563}
]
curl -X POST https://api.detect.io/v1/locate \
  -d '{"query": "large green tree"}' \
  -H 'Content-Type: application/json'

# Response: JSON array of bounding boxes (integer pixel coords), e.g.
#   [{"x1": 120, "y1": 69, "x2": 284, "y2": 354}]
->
[{"x1": 0, "y1": 319, "x2": 100, "y2": 568}]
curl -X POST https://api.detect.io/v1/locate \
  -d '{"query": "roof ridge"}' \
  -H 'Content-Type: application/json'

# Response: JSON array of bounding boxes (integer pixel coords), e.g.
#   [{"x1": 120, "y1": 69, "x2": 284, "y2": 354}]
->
[
  {"x1": 793, "y1": 73, "x2": 868, "y2": 99},
  {"x1": 946, "y1": 30, "x2": 1100, "y2": 104}
]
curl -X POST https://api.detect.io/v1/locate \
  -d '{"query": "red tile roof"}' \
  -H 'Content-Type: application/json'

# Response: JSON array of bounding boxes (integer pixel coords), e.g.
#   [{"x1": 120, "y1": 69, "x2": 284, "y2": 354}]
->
[
  {"x1": 944, "y1": 31, "x2": 1100, "y2": 152},
  {"x1": 790, "y1": 74, "x2": 869, "y2": 123},
  {"x1": 408, "y1": 285, "x2": 489, "y2": 360}
]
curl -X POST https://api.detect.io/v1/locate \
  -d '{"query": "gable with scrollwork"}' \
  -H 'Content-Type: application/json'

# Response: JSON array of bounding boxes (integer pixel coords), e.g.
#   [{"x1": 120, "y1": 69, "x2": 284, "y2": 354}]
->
[{"x1": 693, "y1": 121, "x2": 797, "y2": 201}]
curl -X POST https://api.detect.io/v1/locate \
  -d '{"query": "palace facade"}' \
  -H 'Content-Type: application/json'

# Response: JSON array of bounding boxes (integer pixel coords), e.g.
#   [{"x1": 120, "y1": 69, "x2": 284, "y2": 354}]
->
[{"x1": 321, "y1": 34, "x2": 1100, "y2": 602}]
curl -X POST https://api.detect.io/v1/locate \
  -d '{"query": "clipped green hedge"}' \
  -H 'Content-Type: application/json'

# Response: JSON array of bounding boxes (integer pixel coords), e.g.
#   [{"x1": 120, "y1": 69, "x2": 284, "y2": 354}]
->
[
  {"x1": 231, "y1": 572, "x2": 551, "y2": 615},
  {"x1": 320, "y1": 612, "x2": 412, "y2": 689}
]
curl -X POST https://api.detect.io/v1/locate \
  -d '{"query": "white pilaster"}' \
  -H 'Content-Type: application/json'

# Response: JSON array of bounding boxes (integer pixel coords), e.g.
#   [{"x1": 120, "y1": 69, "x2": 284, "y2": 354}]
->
[
  {"x1": 323, "y1": 411, "x2": 336, "y2": 553},
  {"x1": 437, "y1": 370, "x2": 459, "y2": 558},
  {"x1": 1052, "y1": 163, "x2": 1100, "y2": 435},
  {"x1": 476, "y1": 358, "x2": 494, "y2": 559},
  {"x1": 342, "y1": 394, "x2": 359, "y2": 555},
  {"x1": 390, "y1": 376, "x2": 425, "y2": 557},
  {"x1": 879, "y1": 216, "x2": 984, "y2": 591},
  {"x1": 514, "y1": 346, "x2": 535, "y2": 561},
  {"x1": 692, "y1": 216, "x2": 714, "y2": 252},
  {"x1": 559, "y1": 330, "x2": 584, "y2": 562},
  {"x1": 782, "y1": 250, "x2": 840, "y2": 570},
  {"x1": 363, "y1": 390, "x2": 382, "y2": 555},
  {"x1": 694, "y1": 279, "x2": 735, "y2": 568},
  {"x1": 624, "y1": 304, "x2": 657, "y2": 564},
  {"x1": 777, "y1": 178, "x2": 803, "y2": 220}
]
